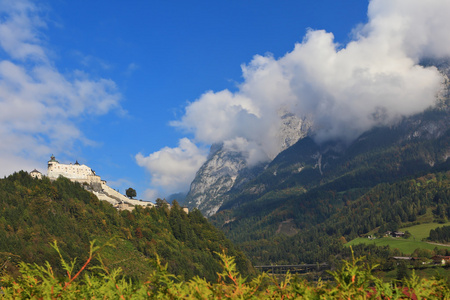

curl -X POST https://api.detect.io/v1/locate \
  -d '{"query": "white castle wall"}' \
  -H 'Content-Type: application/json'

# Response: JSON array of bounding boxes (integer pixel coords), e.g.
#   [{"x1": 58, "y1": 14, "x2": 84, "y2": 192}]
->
[
  {"x1": 46, "y1": 156, "x2": 153, "y2": 209},
  {"x1": 48, "y1": 160, "x2": 101, "y2": 184},
  {"x1": 101, "y1": 184, "x2": 153, "y2": 207}
]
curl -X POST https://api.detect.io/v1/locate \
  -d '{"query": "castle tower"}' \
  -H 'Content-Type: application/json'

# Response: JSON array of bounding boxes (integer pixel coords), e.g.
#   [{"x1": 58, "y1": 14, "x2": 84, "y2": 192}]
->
[{"x1": 47, "y1": 155, "x2": 60, "y2": 180}]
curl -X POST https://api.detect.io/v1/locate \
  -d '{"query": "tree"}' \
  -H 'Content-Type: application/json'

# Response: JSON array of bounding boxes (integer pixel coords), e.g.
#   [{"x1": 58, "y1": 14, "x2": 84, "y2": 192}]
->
[
  {"x1": 396, "y1": 260, "x2": 410, "y2": 282},
  {"x1": 126, "y1": 187, "x2": 137, "y2": 199}
]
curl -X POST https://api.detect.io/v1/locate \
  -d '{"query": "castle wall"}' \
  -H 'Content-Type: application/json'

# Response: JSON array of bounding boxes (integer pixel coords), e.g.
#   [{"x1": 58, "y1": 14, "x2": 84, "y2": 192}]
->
[
  {"x1": 45, "y1": 156, "x2": 154, "y2": 210},
  {"x1": 47, "y1": 161, "x2": 99, "y2": 184}
]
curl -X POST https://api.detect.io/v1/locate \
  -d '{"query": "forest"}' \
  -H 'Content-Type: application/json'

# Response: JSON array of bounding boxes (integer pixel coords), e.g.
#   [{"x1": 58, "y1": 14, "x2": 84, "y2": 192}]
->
[
  {"x1": 428, "y1": 225, "x2": 450, "y2": 243},
  {"x1": 1, "y1": 169, "x2": 450, "y2": 298},
  {"x1": 0, "y1": 171, "x2": 253, "y2": 282},
  {"x1": 212, "y1": 170, "x2": 450, "y2": 268}
]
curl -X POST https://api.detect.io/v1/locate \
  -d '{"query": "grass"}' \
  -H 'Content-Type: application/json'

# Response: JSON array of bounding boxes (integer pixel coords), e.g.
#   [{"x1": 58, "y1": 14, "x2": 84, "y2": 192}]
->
[
  {"x1": 346, "y1": 236, "x2": 448, "y2": 254},
  {"x1": 346, "y1": 222, "x2": 450, "y2": 255},
  {"x1": 401, "y1": 221, "x2": 450, "y2": 240}
]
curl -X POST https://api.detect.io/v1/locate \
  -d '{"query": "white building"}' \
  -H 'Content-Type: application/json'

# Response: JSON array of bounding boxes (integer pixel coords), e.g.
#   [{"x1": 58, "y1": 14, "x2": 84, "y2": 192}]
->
[
  {"x1": 47, "y1": 155, "x2": 104, "y2": 185},
  {"x1": 30, "y1": 169, "x2": 42, "y2": 179},
  {"x1": 45, "y1": 155, "x2": 154, "y2": 210}
]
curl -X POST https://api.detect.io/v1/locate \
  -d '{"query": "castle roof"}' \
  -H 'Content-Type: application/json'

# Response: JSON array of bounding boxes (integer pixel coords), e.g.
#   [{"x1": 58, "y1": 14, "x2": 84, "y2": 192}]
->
[
  {"x1": 30, "y1": 169, "x2": 41, "y2": 174},
  {"x1": 48, "y1": 154, "x2": 59, "y2": 163}
]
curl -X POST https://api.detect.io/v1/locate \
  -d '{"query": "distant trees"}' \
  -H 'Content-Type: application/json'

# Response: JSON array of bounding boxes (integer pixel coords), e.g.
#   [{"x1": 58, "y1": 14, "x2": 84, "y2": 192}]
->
[
  {"x1": 126, "y1": 187, "x2": 137, "y2": 199},
  {"x1": 428, "y1": 225, "x2": 450, "y2": 243}
]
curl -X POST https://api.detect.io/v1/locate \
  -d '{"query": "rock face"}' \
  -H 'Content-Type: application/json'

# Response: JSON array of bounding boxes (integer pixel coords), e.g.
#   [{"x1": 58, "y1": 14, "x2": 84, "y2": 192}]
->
[
  {"x1": 184, "y1": 144, "x2": 247, "y2": 216},
  {"x1": 184, "y1": 113, "x2": 312, "y2": 217},
  {"x1": 278, "y1": 112, "x2": 313, "y2": 152}
]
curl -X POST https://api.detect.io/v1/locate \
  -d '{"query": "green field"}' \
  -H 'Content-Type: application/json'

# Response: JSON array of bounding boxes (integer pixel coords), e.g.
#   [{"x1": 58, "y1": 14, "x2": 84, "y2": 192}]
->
[
  {"x1": 346, "y1": 222, "x2": 450, "y2": 255},
  {"x1": 401, "y1": 222, "x2": 450, "y2": 240}
]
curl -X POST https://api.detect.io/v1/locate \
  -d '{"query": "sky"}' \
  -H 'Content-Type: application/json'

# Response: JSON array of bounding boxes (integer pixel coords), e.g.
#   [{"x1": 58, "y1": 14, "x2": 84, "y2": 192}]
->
[{"x1": 1, "y1": 0, "x2": 449, "y2": 202}]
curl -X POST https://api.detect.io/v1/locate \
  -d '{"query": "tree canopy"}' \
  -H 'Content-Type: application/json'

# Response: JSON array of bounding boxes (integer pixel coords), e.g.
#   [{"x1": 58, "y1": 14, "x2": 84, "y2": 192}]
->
[{"x1": 126, "y1": 187, "x2": 137, "y2": 199}]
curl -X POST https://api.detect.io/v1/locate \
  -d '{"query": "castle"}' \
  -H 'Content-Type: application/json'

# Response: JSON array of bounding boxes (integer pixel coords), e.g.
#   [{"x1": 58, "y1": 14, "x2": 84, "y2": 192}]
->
[
  {"x1": 31, "y1": 155, "x2": 154, "y2": 210},
  {"x1": 47, "y1": 155, "x2": 104, "y2": 185}
]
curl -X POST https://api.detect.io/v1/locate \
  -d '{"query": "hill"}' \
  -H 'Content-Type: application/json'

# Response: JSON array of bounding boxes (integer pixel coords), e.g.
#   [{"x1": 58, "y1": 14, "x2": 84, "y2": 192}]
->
[{"x1": 0, "y1": 171, "x2": 254, "y2": 281}]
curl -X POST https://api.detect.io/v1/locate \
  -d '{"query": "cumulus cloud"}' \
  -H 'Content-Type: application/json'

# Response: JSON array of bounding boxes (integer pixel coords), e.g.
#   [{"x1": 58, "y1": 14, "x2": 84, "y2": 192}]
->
[
  {"x1": 135, "y1": 138, "x2": 208, "y2": 197},
  {"x1": 173, "y1": 0, "x2": 448, "y2": 145},
  {"x1": 0, "y1": 0, "x2": 122, "y2": 176},
  {"x1": 140, "y1": 0, "x2": 450, "y2": 195}
]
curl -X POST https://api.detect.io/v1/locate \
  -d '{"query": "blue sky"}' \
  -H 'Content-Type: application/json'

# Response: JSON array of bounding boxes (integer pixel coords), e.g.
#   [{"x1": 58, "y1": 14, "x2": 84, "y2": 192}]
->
[{"x1": 1, "y1": 0, "x2": 449, "y2": 201}]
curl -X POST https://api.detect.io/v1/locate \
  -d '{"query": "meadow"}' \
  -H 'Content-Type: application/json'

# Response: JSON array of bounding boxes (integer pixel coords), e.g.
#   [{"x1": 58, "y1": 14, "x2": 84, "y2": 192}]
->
[{"x1": 346, "y1": 222, "x2": 450, "y2": 255}]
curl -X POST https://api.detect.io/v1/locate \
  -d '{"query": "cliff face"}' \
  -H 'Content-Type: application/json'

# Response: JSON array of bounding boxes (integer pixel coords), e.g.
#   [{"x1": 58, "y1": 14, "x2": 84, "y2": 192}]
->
[
  {"x1": 184, "y1": 145, "x2": 247, "y2": 216},
  {"x1": 184, "y1": 113, "x2": 313, "y2": 217}
]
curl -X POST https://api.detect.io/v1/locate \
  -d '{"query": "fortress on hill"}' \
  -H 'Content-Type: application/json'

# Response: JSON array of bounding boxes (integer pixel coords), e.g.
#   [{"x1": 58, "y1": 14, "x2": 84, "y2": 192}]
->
[
  {"x1": 32, "y1": 155, "x2": 154, "y2": 210},
  {"x1": 47, "y1": 155, "x2": 104, "y2": 185}
]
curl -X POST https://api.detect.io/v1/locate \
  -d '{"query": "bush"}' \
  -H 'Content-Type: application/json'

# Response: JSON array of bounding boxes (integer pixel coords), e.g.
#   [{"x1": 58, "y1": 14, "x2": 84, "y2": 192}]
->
[{"x1": 1, "y1": 242, "x2": 450, "y2": 299}]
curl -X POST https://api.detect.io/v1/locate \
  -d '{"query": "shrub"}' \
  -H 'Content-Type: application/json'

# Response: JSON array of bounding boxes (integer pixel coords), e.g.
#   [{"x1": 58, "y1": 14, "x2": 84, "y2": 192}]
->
[{"x1": 1, "y1": 242, "x2": 450, "y2": 299}]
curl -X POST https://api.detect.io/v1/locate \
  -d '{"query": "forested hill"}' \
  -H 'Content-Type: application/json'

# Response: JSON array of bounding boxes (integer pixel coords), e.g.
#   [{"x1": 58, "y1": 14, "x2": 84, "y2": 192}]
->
[{"x1": 0, "y1": 171, "x2": 254, "y2": 281}]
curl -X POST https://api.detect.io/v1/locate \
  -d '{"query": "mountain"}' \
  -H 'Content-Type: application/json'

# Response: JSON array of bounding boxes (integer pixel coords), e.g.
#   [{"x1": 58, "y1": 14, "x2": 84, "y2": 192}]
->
[
  {"x1": 202, "y1": 61, "x2": 450, "y2": 265},
  {"x1": 183, "y1": 143, "x2": 248, "y2": 217},
  {"x1": 209, "y1": 107, "x2": 450, "y2": 265},
  {"x1": 167, "y1": 191, "x2": 187, "y2": 204},
  {"x1": 184, "y1": 112, "x2": 312, "y2": 216}
]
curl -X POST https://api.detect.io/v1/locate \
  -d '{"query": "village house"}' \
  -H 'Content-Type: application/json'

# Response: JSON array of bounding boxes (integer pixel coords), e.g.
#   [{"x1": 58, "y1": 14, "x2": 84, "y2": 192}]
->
[
  {"x1": 431, "y1": 255, "x2": 450, "y2": 265},
  {"x1": 30, "y1": 169, "x2": 42, "y2": 179},
  {"x1": 385, "y1": 231, "x2": 405, "y2": 238}
]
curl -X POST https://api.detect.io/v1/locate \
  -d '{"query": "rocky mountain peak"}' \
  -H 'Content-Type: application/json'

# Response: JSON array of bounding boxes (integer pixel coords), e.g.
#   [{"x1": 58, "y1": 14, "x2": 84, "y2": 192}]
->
[{"x1": 184, "y1": 112, "x2": 312, "y2": 217}]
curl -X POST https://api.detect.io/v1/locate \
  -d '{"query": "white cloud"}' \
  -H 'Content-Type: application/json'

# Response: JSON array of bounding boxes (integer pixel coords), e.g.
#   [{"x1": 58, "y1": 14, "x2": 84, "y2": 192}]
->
[
  {"x1": 172, "y1": 0, "x2": 448, "y2": 151},
  {"x1": 135, "y1": 138, "x2": 208, "y2": 196},
  {"x1": 0, "y1": 0, "x2": 48, "y2": 62},
  {"x1": 223, "y1": 137, "x2": 269, "y2": 167},
  {"x1": 139, "y1": 0, "x2": 450, "y2": 195},
  {"x1": 0, "y1": 0, "x2": 122, "y2": 176},
  {"x1": 365, "y1": 0, "x2": 450, "y2": 60},
  {"x1": 142, "y1": 189, "x2": 160, "y2": 202},
  {"x1": 125, "y1": 62, "x2": 139, "y2": 76}
]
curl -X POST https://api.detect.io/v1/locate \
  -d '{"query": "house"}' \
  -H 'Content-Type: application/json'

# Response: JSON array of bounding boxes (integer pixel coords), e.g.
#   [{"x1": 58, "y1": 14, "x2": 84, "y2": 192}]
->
[
  {"x1": 385, "y1": 231, "x2": 405, "y2": 238},
  {"x1": 393, "y1": 231, "x2": 405, "y2": 237},
  {"x1": 431, "y1": 255, "x2": 450, "y2": 265},
  {"x1": 30, "y1": 169, "x2": 42, "y2": 179},
  {"x1": 391, "y1": 256, "x2": 417, "y2": 261}
]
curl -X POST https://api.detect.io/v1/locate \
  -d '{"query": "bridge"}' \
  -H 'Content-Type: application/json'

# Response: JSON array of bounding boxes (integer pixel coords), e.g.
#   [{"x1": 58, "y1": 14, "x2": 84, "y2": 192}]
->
[{"x1": 254, "y1": 263, "x2": 329, "y2": 274}]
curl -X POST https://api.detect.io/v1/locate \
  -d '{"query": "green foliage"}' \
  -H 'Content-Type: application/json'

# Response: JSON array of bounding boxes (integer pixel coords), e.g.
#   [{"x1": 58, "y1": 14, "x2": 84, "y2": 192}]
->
[
  {"x1": 396, "y1": 260, "x2": 410, "y2": 282},
  {"x1": 2, "y1": 243, "x2": 450, "y2": 299},
  {"x1": 212, "y1": 170, "x2": 450, "y2": 266},
  {"x1": 126, "y1": 187, "x2": 137, "y2": 199},
  {"x1": 428, "y1": 225, "x2": 450, "y2": 243}
]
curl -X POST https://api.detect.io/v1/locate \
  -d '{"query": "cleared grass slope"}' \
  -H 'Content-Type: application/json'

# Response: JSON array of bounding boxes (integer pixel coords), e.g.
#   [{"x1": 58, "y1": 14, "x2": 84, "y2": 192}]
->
[{"x1": 346, "y1": 222, "x2": 450, "y2": 255}]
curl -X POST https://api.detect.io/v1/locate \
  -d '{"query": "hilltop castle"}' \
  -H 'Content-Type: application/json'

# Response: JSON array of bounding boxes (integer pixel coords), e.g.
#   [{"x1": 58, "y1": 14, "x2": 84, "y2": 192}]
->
[
  {"x1": 31, "y1": 155, "x2": 154, "y2": 210},
  {"x1": 47, "y1": 155, "x2": 104, "y2": 185}
]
